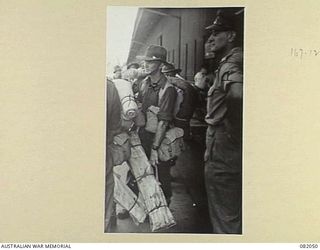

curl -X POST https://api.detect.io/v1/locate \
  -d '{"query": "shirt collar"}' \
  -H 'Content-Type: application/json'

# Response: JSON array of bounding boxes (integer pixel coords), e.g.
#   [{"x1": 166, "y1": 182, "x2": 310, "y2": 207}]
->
[
  {"x1": 147, "y1": 74, "x2": 167, "y2": 90},
  {"x1": 220, "y1": 47, "x2": 242, "y2": 64}
]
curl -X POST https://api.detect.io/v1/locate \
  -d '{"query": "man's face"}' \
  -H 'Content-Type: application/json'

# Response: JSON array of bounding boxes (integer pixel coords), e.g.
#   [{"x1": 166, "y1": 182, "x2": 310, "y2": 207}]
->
[
  {"x1": 144, "y1": 60, "x2": 162, "y2": 75},
  {"x1": 208, "y1": 30, "x2": 234, "y2": 52}
]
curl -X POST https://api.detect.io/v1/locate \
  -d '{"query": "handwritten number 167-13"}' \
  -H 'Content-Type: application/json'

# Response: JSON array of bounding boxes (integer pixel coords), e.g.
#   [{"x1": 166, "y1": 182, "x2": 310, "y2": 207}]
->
[{"x1": 291, "y1": 48, "x2": 320, "y2": 59}]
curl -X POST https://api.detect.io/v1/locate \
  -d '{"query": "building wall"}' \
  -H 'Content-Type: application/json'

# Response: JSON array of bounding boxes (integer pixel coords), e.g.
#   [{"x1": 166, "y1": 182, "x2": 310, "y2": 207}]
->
[
  {"x1": 139, "y1": 11, "x2": 180, "y2": 65},
  {"x1": 180, "y1": 9, "x2": 207, "y2": 80},
  {"x1": 134, "y1": 8, "x2": 238, "y2": 81}
]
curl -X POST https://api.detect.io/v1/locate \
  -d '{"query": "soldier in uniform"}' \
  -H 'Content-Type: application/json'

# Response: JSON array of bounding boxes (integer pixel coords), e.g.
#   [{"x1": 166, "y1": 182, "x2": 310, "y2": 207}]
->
[
  {"x1": 105, "y1": 79, "x2": 122, "y2": 232},
  {"x1": 204, "y1": 10, "x2": 243, "y2": 234},
  {"x1": 161, "y1": 62, "x2": 184, "y2": 80},
  {"x1": 137, "y1": 45, "x2": 177, "y2": 205}
]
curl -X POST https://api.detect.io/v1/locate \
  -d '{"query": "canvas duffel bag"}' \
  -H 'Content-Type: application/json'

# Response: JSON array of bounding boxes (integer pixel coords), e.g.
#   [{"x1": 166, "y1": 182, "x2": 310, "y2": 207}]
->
[{"x1": 111, "y1": 132, "x2": 131, "y2": 166}]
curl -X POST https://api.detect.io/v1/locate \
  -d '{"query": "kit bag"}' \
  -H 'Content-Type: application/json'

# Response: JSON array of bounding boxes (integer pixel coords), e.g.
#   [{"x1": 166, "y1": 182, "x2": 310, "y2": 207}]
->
[
  {"x1": 145, "y1": 105, "x2": 160, "y2": 133},
  {"x1": 167, "y1": 77, "x2": 198, "y2": 128},
  {"x1": 157, "y1": 81, "x2": 185, "y2": 161},
  {"x1": 111, "y1": 132, "x2": 131, "y2": 166},
  {"x1": 158, "y1": 127, "x2": 185, "y2": 162}
]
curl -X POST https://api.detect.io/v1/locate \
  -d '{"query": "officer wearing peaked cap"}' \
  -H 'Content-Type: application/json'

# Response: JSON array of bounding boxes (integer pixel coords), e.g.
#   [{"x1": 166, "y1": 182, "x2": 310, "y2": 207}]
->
[{"x1": 204, "y1": 9, "x2": 243, "y2": 234}]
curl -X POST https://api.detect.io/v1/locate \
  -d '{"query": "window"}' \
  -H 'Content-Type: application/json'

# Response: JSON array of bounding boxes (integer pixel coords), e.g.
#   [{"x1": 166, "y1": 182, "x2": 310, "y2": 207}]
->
[
  {"x1": 158, "y1": 35, "x2": 163, "y2": 46},
  {"x1": 194, "y1": 40, "x2": 197, "y2": 75},
  {"x1": 172, "y1": 50, "x2": 175, "y2": 63},
  {"x1": 185, "y1": 43, "x2": 188, "y2": 79}
]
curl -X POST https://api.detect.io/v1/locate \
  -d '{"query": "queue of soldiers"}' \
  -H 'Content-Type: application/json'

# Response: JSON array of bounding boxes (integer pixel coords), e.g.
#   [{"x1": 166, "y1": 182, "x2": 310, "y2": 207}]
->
[{"x1": 106, "y1": 9, "x2": 243, "y2": 234}]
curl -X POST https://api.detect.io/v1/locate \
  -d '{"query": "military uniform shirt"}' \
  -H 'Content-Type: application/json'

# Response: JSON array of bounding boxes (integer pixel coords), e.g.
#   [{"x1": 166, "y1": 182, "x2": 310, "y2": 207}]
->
[
  {"x1": 205, "y1": 47, "x2": 243, "y2": 129},
  {"x1": 139, "y1": 74, "x2": 177, "y2": 122}
]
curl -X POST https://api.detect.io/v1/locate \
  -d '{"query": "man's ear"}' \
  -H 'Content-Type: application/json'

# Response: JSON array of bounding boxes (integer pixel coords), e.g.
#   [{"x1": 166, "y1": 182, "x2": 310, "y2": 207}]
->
[{"x1": 227, "y1": 31, "x2": 237, "y2": 43}]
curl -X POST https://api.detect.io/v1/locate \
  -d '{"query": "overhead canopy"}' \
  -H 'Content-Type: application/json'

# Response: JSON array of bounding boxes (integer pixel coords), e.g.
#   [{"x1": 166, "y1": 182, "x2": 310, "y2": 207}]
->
[{"x1": 127, "y1": 8, "x2": 163, "y2": 64}]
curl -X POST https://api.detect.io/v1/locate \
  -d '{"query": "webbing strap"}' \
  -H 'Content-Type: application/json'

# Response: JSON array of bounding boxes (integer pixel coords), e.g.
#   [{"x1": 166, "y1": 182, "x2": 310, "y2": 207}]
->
[
  {"x1": 128, "y1": 197, "x2": 138, "y2": 213},
  {"x1": 120, "y1": 95, "x2": 135, "y2": 107},
  {"x1": 147, "y1": 204, "x2": 167, "y2": 214},
  {"x1": 134, "y1": 166, "x2": 154, "y2": 183}
]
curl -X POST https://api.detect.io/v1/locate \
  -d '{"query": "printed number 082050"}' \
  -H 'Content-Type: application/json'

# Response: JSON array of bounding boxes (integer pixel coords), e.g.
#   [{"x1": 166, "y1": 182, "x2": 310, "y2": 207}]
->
[{"x1": 300, "y1": 244, "x2": 318, "y2": 248}]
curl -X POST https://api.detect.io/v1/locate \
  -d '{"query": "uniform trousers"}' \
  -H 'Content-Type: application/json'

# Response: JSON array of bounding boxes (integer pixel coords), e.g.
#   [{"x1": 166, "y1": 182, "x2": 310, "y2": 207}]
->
[{"x1": 204, "y1": 126, "x2": 242, "y2": 234}]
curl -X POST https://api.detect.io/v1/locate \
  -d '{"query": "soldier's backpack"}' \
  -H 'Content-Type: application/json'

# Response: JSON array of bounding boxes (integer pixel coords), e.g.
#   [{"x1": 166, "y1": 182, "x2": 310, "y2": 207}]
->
[
  {"x1": 143, "y1": 77, "x2": 193, "y2": 161},
  {"x1": 159, "y1": 76, "x2": 198, "y2": 129}
]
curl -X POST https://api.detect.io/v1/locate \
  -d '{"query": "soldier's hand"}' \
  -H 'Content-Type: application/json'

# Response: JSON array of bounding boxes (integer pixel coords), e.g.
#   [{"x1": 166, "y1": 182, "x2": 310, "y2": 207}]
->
[{"x1": 150, "y1": 149, "x2": 159, "y2": 167}]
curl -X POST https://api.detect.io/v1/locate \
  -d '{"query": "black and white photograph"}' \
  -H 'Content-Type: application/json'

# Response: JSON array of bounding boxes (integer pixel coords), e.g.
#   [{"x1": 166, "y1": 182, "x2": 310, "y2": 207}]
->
[
  {"x1": 4, "y1": 0, "x2": 320, "y2": 246},
  {"x1": 105, "y1": 6, "x2": 244, "y2": 234}
]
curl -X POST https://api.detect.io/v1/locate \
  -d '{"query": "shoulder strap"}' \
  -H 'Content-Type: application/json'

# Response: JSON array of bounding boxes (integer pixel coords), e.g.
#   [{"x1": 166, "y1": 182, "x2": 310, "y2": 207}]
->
[{"x1": 158, "y1": 80, "x2": 174, "y2": 106}]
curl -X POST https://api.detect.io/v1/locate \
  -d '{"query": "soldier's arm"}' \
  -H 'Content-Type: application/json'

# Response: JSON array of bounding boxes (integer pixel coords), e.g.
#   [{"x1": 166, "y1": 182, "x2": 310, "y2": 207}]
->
[
  {"x1": 149, "y1": 86, "x2": 177, "y2": 166},
  {"x1": 152, "y1": 86, "x2": 177, "y2": 149},
  {"x1": 227, "y1": 82, "x2": 242, "y2": 100},
  {"x1": 152, "y1": 120, "x2": 169, "y2": 149},
  {"x1": 224, "y1": 70, "x2": 243, "y2": 127},
  {"x1": 150, "y1": 121, "x2": 168, "y2": 166},
  {"x1": 223, "y1": 67, "x2": 243, "y2": 101}
]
